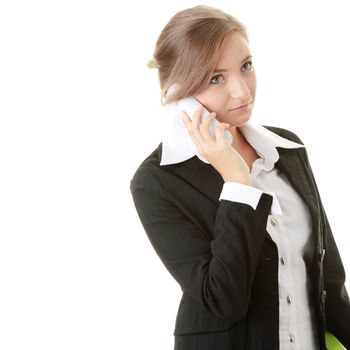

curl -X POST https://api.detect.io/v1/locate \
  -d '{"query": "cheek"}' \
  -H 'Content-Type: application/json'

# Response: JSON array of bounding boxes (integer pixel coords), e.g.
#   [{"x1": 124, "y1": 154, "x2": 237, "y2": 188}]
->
[
  {"x1": 248, "y1": 73, "x2": 257, "y2": 90},
  {"x1": 194, "y1": 90, "x2": 227, "y2": 114},
  {"x1": 194, "y1": 93, "x2": 216, "y2": 112}
]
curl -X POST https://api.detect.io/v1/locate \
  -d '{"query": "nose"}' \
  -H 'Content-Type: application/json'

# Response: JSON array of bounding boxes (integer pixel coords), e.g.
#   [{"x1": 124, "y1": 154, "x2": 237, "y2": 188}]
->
[{"x1": 228, "y1": 76, "x2": 250, "y2": 100}]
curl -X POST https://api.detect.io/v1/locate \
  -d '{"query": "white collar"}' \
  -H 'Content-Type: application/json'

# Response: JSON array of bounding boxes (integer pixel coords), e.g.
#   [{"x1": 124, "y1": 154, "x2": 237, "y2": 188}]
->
[{"x1": 160, "y1": 102, "x2": 305, "y2": 170}]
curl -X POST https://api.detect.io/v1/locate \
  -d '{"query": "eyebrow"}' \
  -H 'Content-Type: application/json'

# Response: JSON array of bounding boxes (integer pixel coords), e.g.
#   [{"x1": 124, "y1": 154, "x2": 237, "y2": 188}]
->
[{"x1": 213, "y1": 54, "x2": 252, "y2": 73}]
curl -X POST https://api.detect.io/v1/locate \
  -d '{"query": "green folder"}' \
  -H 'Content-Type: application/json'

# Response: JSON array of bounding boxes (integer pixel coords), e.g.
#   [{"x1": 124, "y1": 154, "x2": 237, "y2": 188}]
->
[{"x1": 326, "y1": 331, "x2": 346, "y2": 349}]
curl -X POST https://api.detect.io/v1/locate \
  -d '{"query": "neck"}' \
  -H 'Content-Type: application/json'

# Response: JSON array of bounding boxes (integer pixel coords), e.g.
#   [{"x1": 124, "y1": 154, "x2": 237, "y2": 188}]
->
[{"x1": 228, "y1": 126, "x2": 245, "y2": 148}]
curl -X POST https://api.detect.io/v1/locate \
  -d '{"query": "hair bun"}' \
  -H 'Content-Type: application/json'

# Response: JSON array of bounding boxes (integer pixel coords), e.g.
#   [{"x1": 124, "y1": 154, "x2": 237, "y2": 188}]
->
[{"x1": 147, "y1": 59, "x2": 157, "y2": 69}]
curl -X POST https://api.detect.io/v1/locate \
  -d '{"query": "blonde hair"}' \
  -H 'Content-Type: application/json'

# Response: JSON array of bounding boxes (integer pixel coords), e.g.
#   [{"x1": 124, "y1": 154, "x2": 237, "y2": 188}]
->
[{"x1": 150, "y1": 5, "x2": 249, "y2": 106}]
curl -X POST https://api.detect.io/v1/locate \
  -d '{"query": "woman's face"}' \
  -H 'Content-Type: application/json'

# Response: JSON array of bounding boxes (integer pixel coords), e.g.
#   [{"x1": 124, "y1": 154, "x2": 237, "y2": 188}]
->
[{"x1": 193, "y1": 31, "x2": 256, "y2": 128}]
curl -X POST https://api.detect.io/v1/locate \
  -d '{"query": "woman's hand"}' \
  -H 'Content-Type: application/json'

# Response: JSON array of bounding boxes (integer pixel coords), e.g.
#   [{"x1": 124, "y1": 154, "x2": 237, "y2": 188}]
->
[{"x1": 181, "y1": 106, "x2": 252, "y2": 185}]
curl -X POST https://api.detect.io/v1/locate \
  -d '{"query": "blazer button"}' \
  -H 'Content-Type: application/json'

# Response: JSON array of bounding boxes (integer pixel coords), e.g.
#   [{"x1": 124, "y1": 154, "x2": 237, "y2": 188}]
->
[
  {"x1": 320, "y1": 249, "x2": 326, "y2": 263},
  {"x1": 321, "y1": 290, "x2": 327, "y2": 304}
]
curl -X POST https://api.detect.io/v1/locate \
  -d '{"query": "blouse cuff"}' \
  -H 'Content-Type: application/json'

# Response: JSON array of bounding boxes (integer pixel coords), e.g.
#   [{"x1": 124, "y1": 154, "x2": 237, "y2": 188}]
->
[{"x1": 219, "y1": 182, "x2": 283, "y2": 216}]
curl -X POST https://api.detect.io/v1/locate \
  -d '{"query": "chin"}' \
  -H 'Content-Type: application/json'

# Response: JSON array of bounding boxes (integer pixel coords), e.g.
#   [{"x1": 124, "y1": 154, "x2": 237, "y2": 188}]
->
[{"x1": 226, "y1": 111, "x2": 252, "y2": 127}]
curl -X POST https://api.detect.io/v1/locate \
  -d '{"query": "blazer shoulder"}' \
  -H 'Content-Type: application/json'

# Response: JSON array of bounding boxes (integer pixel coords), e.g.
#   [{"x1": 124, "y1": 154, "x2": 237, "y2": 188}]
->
[
  {"x1": 130, "y1": 143, "x2": 165, "y2": 191},
  {"x1": 263, "y1": 125, "x2": 305, "y2": 145}
]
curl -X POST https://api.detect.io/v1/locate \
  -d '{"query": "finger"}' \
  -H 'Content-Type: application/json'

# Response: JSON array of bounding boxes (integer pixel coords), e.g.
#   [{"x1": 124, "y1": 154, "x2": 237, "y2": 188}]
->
[
  {"x1": 191, "y1": 106, "x2": 206, "y2": 142},
  {"x1": 181, "y1": 110, "x2": 190, "y2": 125},
  {"x1": 215, "y1": 123, "x2": 231, "y2": 144},
  {"x1": 182, "y1": 107, "x2": 205, "y2": 144},
  {"x1": 192, "y1": 106, "x2": 203, "y2": 130},
  {"x1": 180, "y1": 111, "x2": 205, "y2": 153},
  {"x1": 181, "y1": 110, "x2": 197, "y2": 133},
  {"x1": 200, "y1": 112, "x2": 217, "y2": 141},
  {"x1": 181, "y1": 108, "x2": 201, "y2": 127}
]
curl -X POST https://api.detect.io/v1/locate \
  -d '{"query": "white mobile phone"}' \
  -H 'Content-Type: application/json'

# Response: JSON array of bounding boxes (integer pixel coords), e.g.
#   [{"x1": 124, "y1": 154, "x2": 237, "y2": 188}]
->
[
  {"x1": 166, "y1": 83, "x2": 233, "y2": 145},
  {"x1": 175, "y1": 96, "x2": 233, "y2": 145}
]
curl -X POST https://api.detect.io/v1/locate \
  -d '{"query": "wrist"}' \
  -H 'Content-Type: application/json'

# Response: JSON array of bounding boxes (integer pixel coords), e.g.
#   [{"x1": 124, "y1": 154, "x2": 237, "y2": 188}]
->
[{"x1": 222, "y1": 174, "x2": 253, "y2": 186}]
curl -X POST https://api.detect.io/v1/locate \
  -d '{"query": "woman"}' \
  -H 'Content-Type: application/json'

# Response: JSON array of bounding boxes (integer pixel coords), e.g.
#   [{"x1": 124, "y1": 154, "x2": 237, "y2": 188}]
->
[{"x1": 130, "y1": 5, "x2": 350, "y2": 349}]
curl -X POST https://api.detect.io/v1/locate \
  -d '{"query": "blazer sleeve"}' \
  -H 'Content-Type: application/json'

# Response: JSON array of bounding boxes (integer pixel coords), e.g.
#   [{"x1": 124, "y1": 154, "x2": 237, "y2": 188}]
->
[
  {"x1": 130, "y1": 166, "x2": 273, "y2": 323},
  {"x1": 310, "y1": 173, "x2": 350, "y2": 346},
  {"x1": 321, "y1": 197, "x2": 350, "y2": 347},
  {"x1": 289, "y1": 130, "x2": 350, "y2": 347}
]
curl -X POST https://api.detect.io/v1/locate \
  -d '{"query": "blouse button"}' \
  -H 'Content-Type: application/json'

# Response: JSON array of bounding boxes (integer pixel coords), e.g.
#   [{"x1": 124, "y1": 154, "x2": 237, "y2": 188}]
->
[
  {"x1": 287, "y1": 295, "x2": 292, "y2": 304},
  {"x1": 289, "y1": 333, "x2": 295, "y2": 342},
  {"x1": 270, "y1": 217, "x2": 277, "y2": 227},
  {"x1": 280, "y1": 257, "x2": 286, "y2": 265}
]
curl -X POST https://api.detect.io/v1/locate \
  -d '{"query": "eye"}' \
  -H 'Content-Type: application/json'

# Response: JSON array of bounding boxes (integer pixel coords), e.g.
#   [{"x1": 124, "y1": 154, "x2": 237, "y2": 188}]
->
[
  {"x1": 210, "y1": 61, "x2": 254, "y2": 85},
  {"x1": 210, "y1": 74, "x2": 223, "y2": 85},
  {"x1": 242, "y1": 60, "x2": 253, "y2": 72}
]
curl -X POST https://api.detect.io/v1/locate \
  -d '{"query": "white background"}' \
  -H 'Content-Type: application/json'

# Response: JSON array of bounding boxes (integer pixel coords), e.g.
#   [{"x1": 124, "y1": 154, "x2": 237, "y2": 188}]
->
[{"x1": 0, "y1": 0, "x2": 349, "y2": 349}]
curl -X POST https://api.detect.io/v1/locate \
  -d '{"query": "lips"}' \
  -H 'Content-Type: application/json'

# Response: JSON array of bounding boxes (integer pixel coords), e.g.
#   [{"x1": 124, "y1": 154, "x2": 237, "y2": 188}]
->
[{"x1": 230, "y1": 101, "x2": 253, "y2": 110}]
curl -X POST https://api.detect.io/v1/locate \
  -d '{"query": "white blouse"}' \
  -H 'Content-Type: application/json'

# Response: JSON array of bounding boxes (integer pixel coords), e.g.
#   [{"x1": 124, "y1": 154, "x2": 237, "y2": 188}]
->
[{"x1": 160, "y1": 110, "x2": 319, "y2": 349}]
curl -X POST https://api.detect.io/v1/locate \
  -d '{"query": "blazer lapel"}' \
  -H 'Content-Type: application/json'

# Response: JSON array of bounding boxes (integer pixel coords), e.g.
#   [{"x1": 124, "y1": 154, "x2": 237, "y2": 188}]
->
[
  {"x1": 274, "y1": 147, "x2": 317, "y2": 215},
  {"x1": 274, "y1": 147, "x2": 321, "y2": 252},
  {"x1": 157, "y1": 142, "x2": 224, "y2": 204}
]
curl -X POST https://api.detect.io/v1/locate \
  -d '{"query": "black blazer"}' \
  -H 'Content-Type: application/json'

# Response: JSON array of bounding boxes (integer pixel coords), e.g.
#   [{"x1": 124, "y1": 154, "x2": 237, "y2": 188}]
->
[{"x1": 130, "y1": 125, "x2": 350, "y2": 350}]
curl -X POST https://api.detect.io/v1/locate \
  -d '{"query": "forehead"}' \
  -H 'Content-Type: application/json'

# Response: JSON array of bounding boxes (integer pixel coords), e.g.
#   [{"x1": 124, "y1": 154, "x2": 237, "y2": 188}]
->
[{"x1": 216, "y1": 31, "x2": 250, "y2": 65}]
